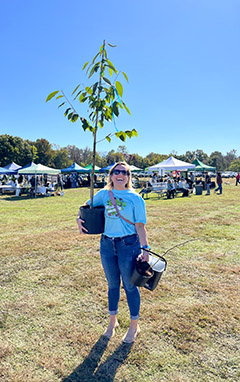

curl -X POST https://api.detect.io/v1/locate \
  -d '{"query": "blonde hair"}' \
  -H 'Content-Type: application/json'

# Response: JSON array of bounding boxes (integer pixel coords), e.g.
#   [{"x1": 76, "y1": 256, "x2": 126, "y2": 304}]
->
[{"x1": 105, "y1": 162, "x2": 133, "y2": 190}]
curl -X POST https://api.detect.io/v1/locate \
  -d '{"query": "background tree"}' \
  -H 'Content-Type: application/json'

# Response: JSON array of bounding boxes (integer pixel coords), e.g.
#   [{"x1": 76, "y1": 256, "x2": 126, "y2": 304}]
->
[
  {"x1": 104, "y1": 149, "x2": 125, "y2": 165},
  {"x1": 228, "y1": 159, "x2": 240, "y2": 172},
  {"x1": 66, "y1": 145, "x2": 84, "y2": 164},
  {"x1": 183, "y1": 151, "x2": 196, "y2": 162},
  {"x1": 116, "y1": 145, "x2": 129, "y2": 162},
  {"x1": 224, "y1": 149, "x2": 238, "y2": 169},
  {"x1": 209, "y1": 151, "x2": 225, "y2": 170},
  {"x1": 145, "y1": 152, "x2": 167, "y2": 166},
  {"x1": 195, "y1": 149, "x2": 209, "y2": 162},
  {"x1": 31, "y1": 145, "x2": 38, "y2": 162},
  {"x1": 33, "y1": 138, "x2": 54, "y2": 166},
  {"x1": 0, "y1": 135, "x2": 33, "y2": 166},
  {"x1": 0, "y1": 135, "x2": 18, "y2": 166},
  {"x1": 52, "y1": 148, "x2": 72, "y2": 169},
  {"x1": 128, "y1": 153, "x2": 145, "y2": 168}
]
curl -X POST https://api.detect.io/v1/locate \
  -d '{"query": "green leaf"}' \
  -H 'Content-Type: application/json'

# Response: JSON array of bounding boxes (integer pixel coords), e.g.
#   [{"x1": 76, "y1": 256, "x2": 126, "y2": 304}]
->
[
  {"x1": 56, "y1": 95, "x2": 63, "y2": 100},
  {"x1": 92, "y1": 82, "x2": 98, "y2": 94},
  {"x1": 72, "y1": 84, "x2": 81, "y2": 95},
  {"x1": 92, "y1": 53, "x2": 100, "y2": 65},
  {"x1": 106, "y1": 135, "x2": 111, "y2": 142},
  {"x1": 73, "y1": 90, "x2": 82, "y2": 101},
  {"x1": 103, "y1": 77, "x2": 111, "y2": 85},
  {"x1": 85, "y1": 86, "x2": 93, "y2": 95},
  {"x1": 106, "y1": 60, "x2": 117, "y2": 73},
  {"x1": 122, "y1": 72, "x2": 128, "y2": 82},
  {"x1": 71, "y1": 114, "x2": 79, "y2": 122},
  {"x1": 46, "y1": 91, "x2": 59, "y2": 102},
  {"x1": 79, "y1": 93, "x2": 87, "y2": 102},
  {"x1": 108, "y1": 43, "x2": 117, "y2": 47},
  {"x1": 58, "y1": 102, "x2": 65, "y2": 108},
  {"x1": 89, "y1": 64, "x2": 100, "y2": 78},
  {"x1": 122, "y1": 101, "x2": 131, "y2": 115},
  {"x1": 132, "y1": 128, "x2": 138, "y2": 137},
  {"x1": 82, "y1": 61, "x2": 89, "y2": 70},
  {"x1": 109, "y1": 67, "x2": 113, "y2": 77},
  {"x1": 125, "y1": 130, "x2": 133, "y2": 138},
  {"x1": 112, "y1": 101, "x2": 119, "y2": 117},
  {"x1": 81, "y1": 118, "x2": 93, "y2": 132},
  {"x1": 68, "y1": 112, "x2": 73, "y2": 120},
  {"x1": 108, "y1": 86, "x2": 115, "y2": 100},
  {"x1": 64, "y1": 108, "x2": 71, "y2": 117},
  {"x1": 115, "y1": 81, "x2": 123, "y2": 97},
  {"x1": 115, "y1": 131, "x2": 126, "y2": 141}
]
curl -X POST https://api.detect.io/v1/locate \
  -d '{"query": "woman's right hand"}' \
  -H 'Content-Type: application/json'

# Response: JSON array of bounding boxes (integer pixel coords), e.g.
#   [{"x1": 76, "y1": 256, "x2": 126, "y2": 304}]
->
[{"x1": 76, "y1": 217, "x2": 88, "y2": 234}]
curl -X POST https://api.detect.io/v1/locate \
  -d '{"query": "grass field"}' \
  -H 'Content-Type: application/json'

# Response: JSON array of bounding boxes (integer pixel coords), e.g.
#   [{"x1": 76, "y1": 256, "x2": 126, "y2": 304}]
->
[{"x1": 0, "y1": 182, "x2": 239, "y2": 382}]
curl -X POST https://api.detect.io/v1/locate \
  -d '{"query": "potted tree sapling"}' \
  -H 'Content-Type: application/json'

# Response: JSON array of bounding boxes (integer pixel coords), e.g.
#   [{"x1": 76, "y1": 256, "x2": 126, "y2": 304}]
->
[{"x1": 46, "y1": 40, "x2": 137, "y2": 234}]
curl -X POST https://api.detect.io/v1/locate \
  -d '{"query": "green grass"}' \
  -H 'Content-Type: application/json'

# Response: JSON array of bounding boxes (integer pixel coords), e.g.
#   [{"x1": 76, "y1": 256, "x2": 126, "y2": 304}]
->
[{"x1": 0, "y1": 182, "x2": 239, "y2": 381}]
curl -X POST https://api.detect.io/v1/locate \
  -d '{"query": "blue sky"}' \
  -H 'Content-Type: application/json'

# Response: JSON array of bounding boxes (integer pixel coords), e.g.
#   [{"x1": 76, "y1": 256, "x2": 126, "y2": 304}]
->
[{"x1": 1, "y1": 0, "x2": 239, "y2": 157}]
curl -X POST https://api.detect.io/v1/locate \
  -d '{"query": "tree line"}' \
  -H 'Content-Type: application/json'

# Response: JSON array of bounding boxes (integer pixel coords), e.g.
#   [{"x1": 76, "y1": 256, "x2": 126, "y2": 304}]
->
[{"x1": 0, "y1": 134, "x2": 240, "y2": 171}]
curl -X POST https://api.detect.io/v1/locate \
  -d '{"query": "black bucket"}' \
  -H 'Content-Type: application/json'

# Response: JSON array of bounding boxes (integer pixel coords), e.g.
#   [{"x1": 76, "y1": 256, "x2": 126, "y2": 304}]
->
[
  {"x1": 131, "y1": 249, "x2": 167, "y2": 291},
  {"x1": 130, "y1": 261, "x2": 154, "y2": 287},
  {"x1": 79, "y1": 205, "x2": 105, "y2": 234},
  {"x1": 143, "y1": 253, "x2": 167, "y2": 291}
]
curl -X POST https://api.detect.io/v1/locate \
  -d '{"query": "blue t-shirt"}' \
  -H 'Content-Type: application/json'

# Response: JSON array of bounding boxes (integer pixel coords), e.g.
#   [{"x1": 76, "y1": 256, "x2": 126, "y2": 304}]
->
[{"x1": 87, "y1": 188, "x2": 147, "y2": 237}]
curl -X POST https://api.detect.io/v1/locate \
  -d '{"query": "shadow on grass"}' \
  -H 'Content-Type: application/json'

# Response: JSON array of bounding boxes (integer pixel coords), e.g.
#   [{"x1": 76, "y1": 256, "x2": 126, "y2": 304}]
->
[
  {"x1": 0, "y1": 194, "x2": 53, "y2": 201},
  {"x1": 62, "y1": 335, "x2": 133, "y2": 382}
]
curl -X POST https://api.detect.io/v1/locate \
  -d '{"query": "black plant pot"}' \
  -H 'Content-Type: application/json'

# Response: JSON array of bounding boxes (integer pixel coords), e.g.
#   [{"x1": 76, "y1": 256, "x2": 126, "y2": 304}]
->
[
  {"x1": 143, "y1": 269, "x2": 164, "y2": 291},
  {"x1": 130, "y1": 261, "x2": 154, "y2": 287},
  {"x1": 80, "y1": 205, "x2": 105, "y2": 234}
]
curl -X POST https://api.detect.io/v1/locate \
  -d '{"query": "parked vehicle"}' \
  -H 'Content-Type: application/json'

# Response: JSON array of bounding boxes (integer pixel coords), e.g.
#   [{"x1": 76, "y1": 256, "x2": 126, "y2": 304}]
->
[{"x1": 221, "y1": 172, "x2": 235, "y2": 178}]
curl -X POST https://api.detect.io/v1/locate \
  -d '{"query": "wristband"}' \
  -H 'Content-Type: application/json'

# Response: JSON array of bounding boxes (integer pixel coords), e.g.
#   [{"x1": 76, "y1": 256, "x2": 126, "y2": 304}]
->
[{"x1": 142, "y1": 245, "x2": 151, "y2": 250}]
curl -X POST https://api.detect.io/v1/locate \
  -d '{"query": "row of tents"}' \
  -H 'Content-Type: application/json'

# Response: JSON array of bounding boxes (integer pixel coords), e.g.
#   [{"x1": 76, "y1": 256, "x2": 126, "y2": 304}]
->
[
  {"x1": 0, "y1": 157, "x2": 216, "y2": 176},
  {"x1": 0, "y1": 162, "x2": 145, "y2": 176}
]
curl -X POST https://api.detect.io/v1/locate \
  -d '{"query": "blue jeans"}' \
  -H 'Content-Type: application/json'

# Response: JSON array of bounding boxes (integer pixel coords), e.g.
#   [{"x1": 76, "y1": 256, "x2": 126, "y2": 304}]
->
[
  {"x1": 100, "y1": 234, "x2": 141, "y2": 320},
  {"x1": 215, "y1": 183, "x2": 222, "y2": 194}
]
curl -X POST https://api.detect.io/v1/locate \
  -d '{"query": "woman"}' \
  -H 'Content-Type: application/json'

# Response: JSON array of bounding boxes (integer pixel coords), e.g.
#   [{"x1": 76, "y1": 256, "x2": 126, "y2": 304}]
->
[{"x1": 77, "y1": 162, "x2": 150, "y2": 343}]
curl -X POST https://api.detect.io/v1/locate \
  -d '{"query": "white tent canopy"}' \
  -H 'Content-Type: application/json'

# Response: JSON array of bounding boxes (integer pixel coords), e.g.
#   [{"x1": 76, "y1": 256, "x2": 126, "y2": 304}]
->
[
  {"x1": 18, "y1": 163, "x2": 60, "y2": 175},
  {"x1": 148, "y1": 156, "x2": 196, "y2": 171},
  {"x1": 129, "y1": 165, "x2": 142, "y2": 172}
]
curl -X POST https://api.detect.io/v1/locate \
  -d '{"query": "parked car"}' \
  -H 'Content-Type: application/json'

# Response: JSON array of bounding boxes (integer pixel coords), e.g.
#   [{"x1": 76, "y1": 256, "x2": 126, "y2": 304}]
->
[{"x1": 221, "y1": 172, "x2": 232, "y2": 178}]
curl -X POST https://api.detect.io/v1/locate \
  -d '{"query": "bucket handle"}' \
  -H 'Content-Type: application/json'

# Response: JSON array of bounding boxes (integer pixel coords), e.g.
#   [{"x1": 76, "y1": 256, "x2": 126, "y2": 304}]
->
[
  {"x1": 140, "y1": 247, "x2": 167, "y2": 270},
  {"x1": 141, "y1": 239, "x2": 199, "y2": 270}
]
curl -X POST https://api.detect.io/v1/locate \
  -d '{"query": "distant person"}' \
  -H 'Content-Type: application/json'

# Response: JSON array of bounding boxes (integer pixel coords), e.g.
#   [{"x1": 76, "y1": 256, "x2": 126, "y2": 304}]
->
[
  {"x1": 214, "y1": 172, "x2": 223, "y2": 194},
  {"x1": 235, "y1": 173, "x2": 240, "y2": 186},
  {"x1": 178, "y1": 178, "x2": 189, "y2": 197},
  {"x1": 152, "y1": 173, "x2": 157, "y2": 183},
  {"x1": 30, "y1": 176, "x2": 36, "y2": 188},
  {"x1": 189, "y1": 172, "x2": 195, "y2": 189},
  {"x1": 167, "y1": 179, "x2": 175, "y2": 199},
  {"x1": 18, "y1": 174, "x2": 23, "y2": 184},
  {"x1": 205, "y1": 173, "x2": 211, "y2": 195},
  {"x1": 57, "y1": 174, "x2": 64, "y2": 190}
]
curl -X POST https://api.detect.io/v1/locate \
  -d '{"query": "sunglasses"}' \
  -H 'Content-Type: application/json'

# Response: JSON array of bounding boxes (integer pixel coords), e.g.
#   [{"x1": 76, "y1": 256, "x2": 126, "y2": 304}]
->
[{"x1": 112, "y1": 169, "x2": 130, "y2": 176}]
